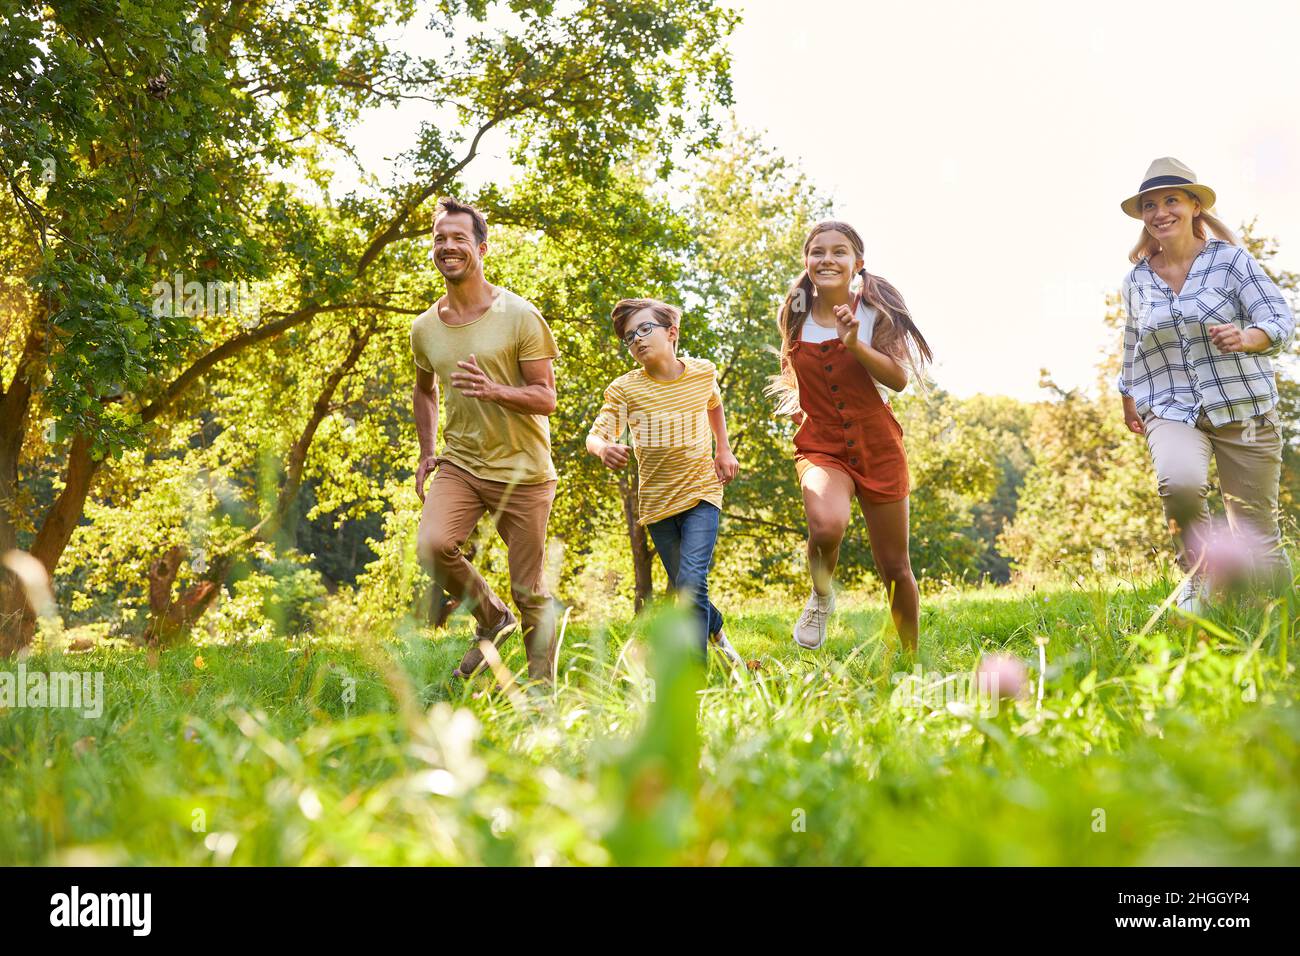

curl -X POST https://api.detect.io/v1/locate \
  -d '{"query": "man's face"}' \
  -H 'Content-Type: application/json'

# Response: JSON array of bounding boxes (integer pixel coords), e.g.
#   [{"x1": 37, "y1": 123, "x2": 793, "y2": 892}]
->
[{"x1": 433, "y1": 211, "x2": 485, "y2": 282}]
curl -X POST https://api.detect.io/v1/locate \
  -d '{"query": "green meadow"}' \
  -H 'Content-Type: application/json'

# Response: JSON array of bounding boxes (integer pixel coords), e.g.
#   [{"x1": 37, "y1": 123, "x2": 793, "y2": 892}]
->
[{"x1": 2, "y1": 576, "x2": 1295, "y2": 866}]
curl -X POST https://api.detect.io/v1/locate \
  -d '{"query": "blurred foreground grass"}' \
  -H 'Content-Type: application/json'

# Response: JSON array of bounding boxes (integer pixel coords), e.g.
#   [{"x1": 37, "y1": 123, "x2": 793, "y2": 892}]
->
[{"x1": 1, "y1": 576, "x2": 1297, "y2": 865}]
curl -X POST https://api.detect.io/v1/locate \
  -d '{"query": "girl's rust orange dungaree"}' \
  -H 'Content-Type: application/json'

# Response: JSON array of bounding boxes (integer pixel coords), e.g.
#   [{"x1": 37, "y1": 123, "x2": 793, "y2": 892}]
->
[{"x1": 791, "y1": 321, "x2": 910, "y2": 503}]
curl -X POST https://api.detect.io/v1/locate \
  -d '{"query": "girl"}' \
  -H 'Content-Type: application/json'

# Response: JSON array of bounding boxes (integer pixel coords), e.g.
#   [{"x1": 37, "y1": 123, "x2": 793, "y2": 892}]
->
[
  {"x1": 1117, "y1": 157, "x2": 1294, "y2": 611},
  {"x1": 770, "y1": 221, "x2": 932, "y2": 652}
]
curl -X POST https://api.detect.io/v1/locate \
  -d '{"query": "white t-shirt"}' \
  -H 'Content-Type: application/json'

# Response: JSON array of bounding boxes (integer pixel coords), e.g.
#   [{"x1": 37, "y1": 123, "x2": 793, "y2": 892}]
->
[{"x1": 800, "y1": 301, "x2": 891, "y2": 403}]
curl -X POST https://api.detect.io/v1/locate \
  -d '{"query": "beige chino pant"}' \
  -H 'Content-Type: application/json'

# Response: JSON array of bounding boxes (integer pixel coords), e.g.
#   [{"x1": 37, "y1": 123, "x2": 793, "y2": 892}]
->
[
  {"x1": 1142, "y1": 410, "x2": 1289, "y2": 580},
  {"x1": 417, "y1": 461, "x2": 557, "y2": 682}
]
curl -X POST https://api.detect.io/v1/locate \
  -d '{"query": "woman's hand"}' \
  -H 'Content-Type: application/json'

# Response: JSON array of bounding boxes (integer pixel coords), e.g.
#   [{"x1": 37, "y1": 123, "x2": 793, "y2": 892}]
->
[
  {"x1": 1122, "y1": 396, "x2": 1144, "y2": 436},
  {"x1": 1208, "y1": 323, "x2": 1269, "y2": 354}
]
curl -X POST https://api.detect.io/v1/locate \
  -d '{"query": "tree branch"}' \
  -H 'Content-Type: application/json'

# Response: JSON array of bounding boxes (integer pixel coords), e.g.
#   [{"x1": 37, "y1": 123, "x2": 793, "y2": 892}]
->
[{"x1": 138, "y1": 300, "x2": 420, "y2": 425}]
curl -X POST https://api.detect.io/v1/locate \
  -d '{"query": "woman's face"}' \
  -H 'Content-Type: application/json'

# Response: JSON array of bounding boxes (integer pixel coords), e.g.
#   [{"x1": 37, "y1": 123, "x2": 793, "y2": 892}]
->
[
  {"x1": 1140, "y1": 188, "x2": 1199, "y2": 246},
  {"x1": 805, "y1": 230, "x2": 863, "y2": 294}
]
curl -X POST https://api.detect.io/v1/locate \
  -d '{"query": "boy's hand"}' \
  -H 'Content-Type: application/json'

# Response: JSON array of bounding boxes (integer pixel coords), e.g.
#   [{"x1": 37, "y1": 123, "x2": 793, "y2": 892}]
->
[
  {"x1": 714, "y1": 448, "x2": 739, "y2": 484},
  {"x1": 834, "y1": 303, "x2": 860, "y2": 349},
  {"x1": 599, "y1": 443, "x2": 632, "y2": 470}
]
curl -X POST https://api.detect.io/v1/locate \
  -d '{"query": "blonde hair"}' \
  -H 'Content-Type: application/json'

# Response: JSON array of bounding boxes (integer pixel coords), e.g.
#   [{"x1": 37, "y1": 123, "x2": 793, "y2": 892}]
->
[
  {"x1": 611, "y1": 297, "x2": 682, "y2": 340},
  {"x1": 1128, "y1": 190, "x2": 1239, "y2": 263},
  {"x1": 767, "y1": 220, "x2": 932, "y2": 417}
]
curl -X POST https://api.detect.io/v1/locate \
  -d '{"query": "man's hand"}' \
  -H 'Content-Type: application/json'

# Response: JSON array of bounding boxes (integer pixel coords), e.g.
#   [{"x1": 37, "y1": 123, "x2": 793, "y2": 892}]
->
[
  {"x1": 449, "y1": 353, "x2": 500, "y2": 402},
  {"x1": 714, "y1": 447, "x2": 739, "y2": 484},
  {"x1": 598, "y1": 443, "x2": 632, "y2": 470},
  {"x1": 833, "y1": 302, "x2": 861, "y2": 349},
  {"x1": 1122, "y1": 396, "x2": 1145, "y2": 436},
  {"x1": 415, "y1": 455, "x2": 440, "y2": 502}
]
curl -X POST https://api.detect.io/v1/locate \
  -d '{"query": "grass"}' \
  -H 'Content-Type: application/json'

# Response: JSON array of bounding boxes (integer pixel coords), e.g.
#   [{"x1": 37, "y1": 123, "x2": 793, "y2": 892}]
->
[{"x1": 0, "y1": 575, "x2": 1296, "y2": 866}]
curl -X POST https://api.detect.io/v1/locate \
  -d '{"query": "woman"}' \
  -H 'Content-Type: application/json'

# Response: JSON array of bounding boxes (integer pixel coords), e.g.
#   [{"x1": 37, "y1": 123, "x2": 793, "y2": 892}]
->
[
  {"x1": 770, "y1": 221, "x2": 932, "y2": 652},
  {"x1": 1117, "y1": 157, "x2": 1295, "y2": 611}
]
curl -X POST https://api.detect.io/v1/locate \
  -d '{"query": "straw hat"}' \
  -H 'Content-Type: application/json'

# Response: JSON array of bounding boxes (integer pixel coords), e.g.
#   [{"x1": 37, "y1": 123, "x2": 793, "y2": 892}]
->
[{"x1": 1121, "y1": 157, "x2": 1217, "y2": 219}]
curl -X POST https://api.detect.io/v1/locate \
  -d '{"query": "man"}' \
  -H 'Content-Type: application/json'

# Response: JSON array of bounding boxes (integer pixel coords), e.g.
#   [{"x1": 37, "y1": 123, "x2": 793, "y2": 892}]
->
[{"x1": 411, "y1": 196, "x2": 560, "y2": 684}]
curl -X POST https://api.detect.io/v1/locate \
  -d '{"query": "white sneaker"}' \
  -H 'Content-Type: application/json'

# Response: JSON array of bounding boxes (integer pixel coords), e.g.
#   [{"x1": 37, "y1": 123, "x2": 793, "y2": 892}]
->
[
  {"x1": 710, "y1": 628, "x2": 744, "y2": 667},
  {"x1": 793, "y1": 590, "x2": 834, "y2": 649},
  {"x1": 1175, "y1": 575, "x2": 1207, "y2": 615}
]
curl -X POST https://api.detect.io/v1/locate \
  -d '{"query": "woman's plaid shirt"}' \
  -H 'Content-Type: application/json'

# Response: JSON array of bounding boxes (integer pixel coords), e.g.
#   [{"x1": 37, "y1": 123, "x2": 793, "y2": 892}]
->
[{"x1": 1118, "y1": 239, "x2": 1294, "y2": 427}]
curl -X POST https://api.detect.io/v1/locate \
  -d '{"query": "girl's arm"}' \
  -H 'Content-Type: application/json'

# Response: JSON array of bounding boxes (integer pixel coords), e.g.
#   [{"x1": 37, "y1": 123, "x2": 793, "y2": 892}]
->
[
  {"x1": 834, "y1": 303, "x2": 908, "y2": 391},
  {"x1": 846, "y1": 339, "x2": 908, "y2": 392}
]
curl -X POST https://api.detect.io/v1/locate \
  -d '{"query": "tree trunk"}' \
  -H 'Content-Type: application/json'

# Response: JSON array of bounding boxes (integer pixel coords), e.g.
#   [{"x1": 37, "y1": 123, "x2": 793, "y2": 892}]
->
[
  {"x1": 28, "y1": 434, "x2": 101, "y2": 579},
  {"x1": 269, "y1": 326, "x2": 373, "y2": 538},
  {"x1": 142, "y1": 545, "x2": 231, "y2": 647},
  {"x1": 0, "y1": 321, "x2": 47, "y2": 653},
  {"x1": 618, "y1": 475, "x2": 654, "y2": 610}
]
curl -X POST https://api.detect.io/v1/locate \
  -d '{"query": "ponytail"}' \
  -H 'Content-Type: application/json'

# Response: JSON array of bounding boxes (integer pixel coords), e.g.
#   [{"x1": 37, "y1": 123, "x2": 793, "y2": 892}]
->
[
  {"x1": 766, "y1": 269, "x2": 814, "y2": 418},
  {"x1": 860, "y1": 268, "x2": 933, "y2": 384}
]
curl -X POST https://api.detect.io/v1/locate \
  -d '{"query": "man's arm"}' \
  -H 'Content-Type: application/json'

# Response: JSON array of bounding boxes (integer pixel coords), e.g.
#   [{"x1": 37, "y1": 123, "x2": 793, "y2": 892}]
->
[
  {"x1": 413, "y1": 365, "x2": 440, "y2": 501},
  {"x1": 449, "y1": 354, "x2": 557, "y2": 415}
]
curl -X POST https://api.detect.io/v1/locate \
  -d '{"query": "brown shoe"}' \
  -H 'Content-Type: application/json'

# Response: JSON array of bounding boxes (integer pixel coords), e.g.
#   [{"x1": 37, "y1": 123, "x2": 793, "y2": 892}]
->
[{"x1": 451, "y1": 607, "x2": 519, "y2": 679}]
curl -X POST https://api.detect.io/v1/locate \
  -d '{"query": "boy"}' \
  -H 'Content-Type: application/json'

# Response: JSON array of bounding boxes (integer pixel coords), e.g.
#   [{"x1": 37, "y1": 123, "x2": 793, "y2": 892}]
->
[{"x1": 586, "y1": 298, "x2": 743, "y2": 665}]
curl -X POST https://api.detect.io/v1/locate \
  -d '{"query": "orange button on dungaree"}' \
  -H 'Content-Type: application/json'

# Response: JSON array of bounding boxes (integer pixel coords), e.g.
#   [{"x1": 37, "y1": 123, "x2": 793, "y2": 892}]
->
[{"x1": 791, "y1": 326, "x2": 910, "y2": 504}]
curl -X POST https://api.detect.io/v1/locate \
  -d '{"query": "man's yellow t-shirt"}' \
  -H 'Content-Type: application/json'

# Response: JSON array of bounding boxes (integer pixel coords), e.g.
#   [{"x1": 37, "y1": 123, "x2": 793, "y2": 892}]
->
[
  {"x1": 410, "y1": 287, "x2": 558, "y2": 484},
  {"x1": 589, "y1": 356, "x2": 724, "y2": 525}
]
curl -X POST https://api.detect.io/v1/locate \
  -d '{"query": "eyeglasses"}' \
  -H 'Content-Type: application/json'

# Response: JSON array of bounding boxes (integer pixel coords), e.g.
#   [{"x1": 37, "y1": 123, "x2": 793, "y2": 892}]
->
[{"x1": 621, "y1": 321, "x2": 670, "y2": 349}]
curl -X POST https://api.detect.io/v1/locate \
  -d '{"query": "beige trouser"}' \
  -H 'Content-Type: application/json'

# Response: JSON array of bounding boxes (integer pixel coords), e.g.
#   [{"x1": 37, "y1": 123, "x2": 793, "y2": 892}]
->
[
  {"x1": 416, "y1": 461, "x2": 557, "y2": 682},
  {"x1": 1143, "y1": 410, "x2": 1289, "y2": 579}
]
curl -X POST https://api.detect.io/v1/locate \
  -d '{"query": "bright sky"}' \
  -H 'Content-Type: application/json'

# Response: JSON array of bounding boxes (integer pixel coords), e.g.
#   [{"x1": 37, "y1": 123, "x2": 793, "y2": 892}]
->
[{"x1": 342, "y1": 0, "x2": 1300, "y2": 401}]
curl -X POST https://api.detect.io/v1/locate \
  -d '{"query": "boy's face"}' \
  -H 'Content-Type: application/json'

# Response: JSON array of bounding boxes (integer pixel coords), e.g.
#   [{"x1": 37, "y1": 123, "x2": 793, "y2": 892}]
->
[{"x1": 624, "y1": 308, "x2": 678, "y2": 366}]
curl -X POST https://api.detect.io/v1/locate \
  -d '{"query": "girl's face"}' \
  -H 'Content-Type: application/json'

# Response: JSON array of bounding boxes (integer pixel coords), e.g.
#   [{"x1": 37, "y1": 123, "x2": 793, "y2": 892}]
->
[
  {"x1": 1140, "y1": 189, "x2": 1199, "y2": 246},
  {"x1": 624, "y1": 307, "x2": 678, "y2": 366},
  {"x1": 805, "y1": 230, "x2": 863, "y2": 294}
]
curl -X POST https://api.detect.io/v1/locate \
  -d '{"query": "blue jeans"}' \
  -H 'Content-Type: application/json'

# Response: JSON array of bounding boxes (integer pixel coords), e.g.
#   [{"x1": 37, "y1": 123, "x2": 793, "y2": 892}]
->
[{"x1": 646, "y1": 500, "x2": 723, "y2": 658}]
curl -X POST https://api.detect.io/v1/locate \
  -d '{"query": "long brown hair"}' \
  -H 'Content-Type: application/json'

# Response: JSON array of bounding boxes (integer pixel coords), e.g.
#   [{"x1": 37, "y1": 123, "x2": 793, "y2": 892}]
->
[{"x1": 768, "y1": 220, "x2": 933, "y2": 416}]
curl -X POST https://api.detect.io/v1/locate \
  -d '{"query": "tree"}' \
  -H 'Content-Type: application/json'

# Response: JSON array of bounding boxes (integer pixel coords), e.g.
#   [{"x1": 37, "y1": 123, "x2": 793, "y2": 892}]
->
[{"x1": 2, "y1": 0, "x2": 738, "y2": 650}]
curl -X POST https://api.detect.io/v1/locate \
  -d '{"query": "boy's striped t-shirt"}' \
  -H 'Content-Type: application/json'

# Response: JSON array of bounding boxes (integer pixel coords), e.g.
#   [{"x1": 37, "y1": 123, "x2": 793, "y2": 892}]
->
[{"x1": 589, "y1": 356, "x2": 724, "y2": 525}]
